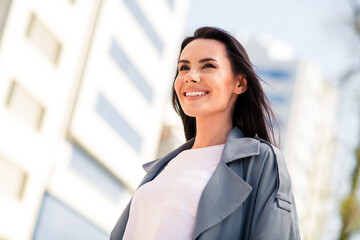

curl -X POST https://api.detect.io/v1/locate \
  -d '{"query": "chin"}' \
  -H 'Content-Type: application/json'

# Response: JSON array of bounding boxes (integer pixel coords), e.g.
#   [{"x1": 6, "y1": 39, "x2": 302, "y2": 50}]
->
[
  {"x1": 181, "y1": 108, "x2": 197, "y2": 117},
  {"x1": 181, "y1": 106, "x2": 212, "y2": 118},
  {"x1": 183, "y1": 112, "x2": 197, "y2": 117},
  {"x1": 183, "y1": 110, "x2": 206, "y2": 118}
]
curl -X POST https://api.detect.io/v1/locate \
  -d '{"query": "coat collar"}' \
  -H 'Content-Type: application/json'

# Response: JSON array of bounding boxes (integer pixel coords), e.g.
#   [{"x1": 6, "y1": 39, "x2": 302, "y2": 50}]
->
[
  {"x1": 111, "y1": 127, "x2": 261, "y2": 240},
  {"x1": 192, "y1": 160, "x2": 253, "y2": 239},
  {"x1": 142, "y1": 126, "x2": 260, "y2": 174},
  {"x1": 140, "y1": 126, "x2": 261, "y2": 239},
  {"x1": 192, "y1": 127, "x2": 260, "y2": 239},
  {"x1": 220, "y1": 127, "x2": 260, "y2": 163}
]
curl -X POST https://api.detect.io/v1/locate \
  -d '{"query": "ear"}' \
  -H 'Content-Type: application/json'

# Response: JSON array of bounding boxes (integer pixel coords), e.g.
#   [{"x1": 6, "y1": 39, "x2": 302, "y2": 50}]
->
[{"x1": 234, "y1": 74, "x2": 248, "y2": 95}]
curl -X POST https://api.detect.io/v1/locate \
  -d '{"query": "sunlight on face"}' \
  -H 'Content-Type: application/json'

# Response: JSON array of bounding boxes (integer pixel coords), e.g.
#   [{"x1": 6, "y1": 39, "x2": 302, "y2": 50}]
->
[{"x1": 174, "y1": 39, "x2": 240, "y2": 119}]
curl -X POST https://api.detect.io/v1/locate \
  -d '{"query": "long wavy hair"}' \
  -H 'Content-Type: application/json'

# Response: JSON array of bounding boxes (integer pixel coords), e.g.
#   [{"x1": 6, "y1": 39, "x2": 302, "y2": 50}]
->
[{"x1": 171, "y1": 27, "x2": 278, "y2": 145}]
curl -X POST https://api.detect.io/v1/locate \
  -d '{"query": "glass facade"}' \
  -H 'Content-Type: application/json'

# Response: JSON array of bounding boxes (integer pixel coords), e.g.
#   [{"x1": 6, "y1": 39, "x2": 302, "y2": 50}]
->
[
  {"x1": 33, "y1": 193, "x2": 108, "y2": 240},
  {"x1": 96, "y1": 93, "x2": 142, "y2": 152},
  {"x1": 109, "y1": 39, "x2": 153, "y2": 103},
  {"x1": 123, "y1": 0, "x2": 164, "y2": 54},
  {"x1": 70, "y1": 143, "x2": 128, "y2": 201},
  {"x1": 256, "y1": 68, "x2": 291, "y2": 80},
  {"x1": 268, "y1": 94, "x2": 286, "y2": 104}
]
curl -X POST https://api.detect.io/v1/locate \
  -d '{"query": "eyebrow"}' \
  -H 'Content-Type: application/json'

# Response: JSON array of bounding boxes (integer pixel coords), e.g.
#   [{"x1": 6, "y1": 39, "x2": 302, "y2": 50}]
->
[{"x1": 178, "y1": 58, "x2": 217, "y2": 64}]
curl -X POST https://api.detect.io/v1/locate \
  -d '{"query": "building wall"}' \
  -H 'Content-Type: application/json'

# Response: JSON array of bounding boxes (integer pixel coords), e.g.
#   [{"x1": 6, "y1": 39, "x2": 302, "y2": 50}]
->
[
  {"x1": 284, "y1": 62, "x2": 337, "y2": 240},
  {"x1": 0, "y1": 0, "x2": 190, "y2": 239},
  {"x1": 243, "y1": 37, "x2": 299, "y2": 146}
]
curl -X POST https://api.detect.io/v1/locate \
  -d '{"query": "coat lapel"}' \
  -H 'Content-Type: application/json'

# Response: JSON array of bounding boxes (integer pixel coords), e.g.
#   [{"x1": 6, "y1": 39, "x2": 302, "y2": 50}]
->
[
  {"x1": 111, "y1": 138, "x2": 196, "y2": 239},
  {"x1": 192, "y1": 127, "x2": 260, "y2": 239},
  {"x1": 112, "y1": 127, "x2": 261, "y2": 240}
]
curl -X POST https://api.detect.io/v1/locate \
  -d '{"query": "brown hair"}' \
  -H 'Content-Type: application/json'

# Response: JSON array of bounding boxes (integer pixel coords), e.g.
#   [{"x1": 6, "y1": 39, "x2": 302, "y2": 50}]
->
[{"x1": 171, "y1": 27, "x2": 278, "y2": 145}]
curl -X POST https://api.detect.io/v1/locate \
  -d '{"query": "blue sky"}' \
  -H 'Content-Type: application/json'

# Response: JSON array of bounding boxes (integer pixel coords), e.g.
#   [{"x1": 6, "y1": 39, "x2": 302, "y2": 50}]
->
[{"x1": 184, "y1": 0, "x2": 356, "y2": 80}]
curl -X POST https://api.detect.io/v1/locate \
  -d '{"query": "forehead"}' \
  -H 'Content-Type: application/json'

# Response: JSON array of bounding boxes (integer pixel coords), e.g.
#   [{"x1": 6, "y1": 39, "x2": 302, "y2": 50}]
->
[{"x1": 180, "y1": 39, "x2": 228, "y2": 60}]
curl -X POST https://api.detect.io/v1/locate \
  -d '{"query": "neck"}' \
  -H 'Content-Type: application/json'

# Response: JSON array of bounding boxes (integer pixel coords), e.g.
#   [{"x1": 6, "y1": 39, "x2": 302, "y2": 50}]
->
[{"x1": 191, "y1": 114, "x2": 233, "y2": 149}]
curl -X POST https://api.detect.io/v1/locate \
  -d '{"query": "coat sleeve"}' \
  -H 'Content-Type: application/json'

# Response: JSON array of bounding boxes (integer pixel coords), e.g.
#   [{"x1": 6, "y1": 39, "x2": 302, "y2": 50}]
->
[{"x1": 248, "y1": 144, "x2": 301, "y2": 240}]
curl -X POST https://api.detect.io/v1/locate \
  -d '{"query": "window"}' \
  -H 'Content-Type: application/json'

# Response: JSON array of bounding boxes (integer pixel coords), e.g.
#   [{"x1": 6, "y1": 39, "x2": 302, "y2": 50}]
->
[
  {"x1": 96, "y1": 93, "x2": 142, "y2": 152},
  {"x1": 256, "y1": 68, "x2": 291, "y2": 80},
  {"x1": 0, "y1": 154, "x2": 27, "y2": 200},
  {"x1": 33, "y1": 193, "x2": 108, "y2": 240},
  {"x1": 268, "y1": 94, "x2": 286, "y2": 104},
  {"x1": 109, "y1": 39, "x2": 153, "y2": 102},
  {"x1": 123, "y1": 0, "x2": 164, "y2": 54},
  {"x1": 70, "y1": 143, "x2": 128, "y2": 201},
  {"x1": 6, "y1": 81, "x2": 45, "y2": 130},
  {"x1": 26, "y1": 13, "x2": 62, "y2": 64}
]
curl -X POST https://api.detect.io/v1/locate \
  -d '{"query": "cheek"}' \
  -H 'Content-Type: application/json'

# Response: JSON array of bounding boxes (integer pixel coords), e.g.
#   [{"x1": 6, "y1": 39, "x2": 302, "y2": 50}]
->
[{"x1": 174, "y1": 77, "x2": 182, "y2": 97}]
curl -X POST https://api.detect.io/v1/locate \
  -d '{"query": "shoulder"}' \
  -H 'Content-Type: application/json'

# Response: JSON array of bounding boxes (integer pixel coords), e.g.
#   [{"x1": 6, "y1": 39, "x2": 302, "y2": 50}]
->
[
  {"x1": 244, "y1": 137, "x2": 284, "y2": 180},
  {"x1": 243, "y1": 137, "x2": 280, "y2": 186},
  {"x1": 254, "y1": 137, "x2": 289, "y2": 182},
  {"x1": 248, "y1": 137, "x2": 301, "y2": 239},
  {"x1": 256, "y1": 136, "x2": 285, "y2": 165},
  {"x1": 249, "y1": 136, "x2": 293, "y2": 209}
]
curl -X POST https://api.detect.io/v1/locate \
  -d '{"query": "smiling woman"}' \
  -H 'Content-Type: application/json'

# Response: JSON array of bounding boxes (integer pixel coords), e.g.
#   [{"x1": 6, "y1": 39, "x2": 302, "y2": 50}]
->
[
  {"x1": 110, "y1": 27, "x2": 301, "y2": 240},
  {"x1": 174, "y1": 38, "x2": 247, "y2": 147}
]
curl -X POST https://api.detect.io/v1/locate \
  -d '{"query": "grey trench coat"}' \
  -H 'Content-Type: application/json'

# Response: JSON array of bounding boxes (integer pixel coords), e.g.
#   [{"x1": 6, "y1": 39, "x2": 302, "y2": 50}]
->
[{"x1": 110, "y1": 127, "x2": 301, "y2": 239}]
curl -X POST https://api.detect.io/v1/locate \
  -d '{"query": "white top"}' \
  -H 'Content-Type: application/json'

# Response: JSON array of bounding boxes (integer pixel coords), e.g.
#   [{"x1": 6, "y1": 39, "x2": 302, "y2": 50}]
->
[{"x1": 123, "y1": 144, "x2": 225, "y2": 240}]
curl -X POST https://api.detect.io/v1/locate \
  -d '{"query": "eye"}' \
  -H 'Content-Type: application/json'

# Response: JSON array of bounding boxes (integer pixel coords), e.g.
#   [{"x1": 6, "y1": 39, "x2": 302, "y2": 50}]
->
[
  {"x1": 179, "y1": 65, "x2": 190, "y2": 71},
  {"x1": 202, "y1": 63, "x2": 215, "y2": 69}
]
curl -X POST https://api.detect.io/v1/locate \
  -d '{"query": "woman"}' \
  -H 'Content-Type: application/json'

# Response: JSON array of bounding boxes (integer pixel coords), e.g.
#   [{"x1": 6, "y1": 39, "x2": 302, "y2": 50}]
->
[{"x1": 110, "y1": 27, "x2": 300, "y2": 240}]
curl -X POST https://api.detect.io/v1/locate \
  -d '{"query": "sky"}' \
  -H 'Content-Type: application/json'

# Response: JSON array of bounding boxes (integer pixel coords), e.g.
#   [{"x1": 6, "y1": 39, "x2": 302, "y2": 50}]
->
[{"x1": 184, "y1": 0, "x2": 357, "y2": 81}]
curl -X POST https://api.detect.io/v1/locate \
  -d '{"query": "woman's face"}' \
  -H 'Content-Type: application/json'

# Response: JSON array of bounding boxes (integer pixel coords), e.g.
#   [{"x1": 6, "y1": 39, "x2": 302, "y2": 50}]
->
[{"x1": 174, "y1": 39, "x2": 244, "y2": 118}]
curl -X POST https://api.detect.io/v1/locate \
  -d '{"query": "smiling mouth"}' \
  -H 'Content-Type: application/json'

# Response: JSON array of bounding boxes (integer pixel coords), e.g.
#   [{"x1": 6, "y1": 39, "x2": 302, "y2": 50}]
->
[{"x1": 183, "y1": 91, "x2": 209, "y2": 97}]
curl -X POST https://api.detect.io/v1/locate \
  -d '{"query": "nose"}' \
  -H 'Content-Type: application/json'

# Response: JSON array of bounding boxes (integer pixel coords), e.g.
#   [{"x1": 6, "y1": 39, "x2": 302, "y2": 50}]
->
[{"x1": 184, "y1": 70, "x2": 200, "y2": 83}]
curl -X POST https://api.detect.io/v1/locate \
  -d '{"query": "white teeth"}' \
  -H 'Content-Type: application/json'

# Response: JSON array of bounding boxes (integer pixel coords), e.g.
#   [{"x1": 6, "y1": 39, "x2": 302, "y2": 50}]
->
[{"x1": 185, "y1": 91, "x2": 207, "y2": 97}]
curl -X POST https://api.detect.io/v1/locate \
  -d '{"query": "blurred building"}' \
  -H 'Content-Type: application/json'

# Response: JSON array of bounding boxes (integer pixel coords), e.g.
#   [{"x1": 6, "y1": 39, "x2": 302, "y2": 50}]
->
[
  {"x1": 0, "y1": 0, "x2": 190, "y2": 239},
  {"x1": 284, "y1": 62, "x2": 336, "y2": 240},
  {"x1": 242, "y1": 34, "x2": 298, "y2": 145},
  {"x1": 243, "y1": 35, "x2": 337, "y2": 239}
]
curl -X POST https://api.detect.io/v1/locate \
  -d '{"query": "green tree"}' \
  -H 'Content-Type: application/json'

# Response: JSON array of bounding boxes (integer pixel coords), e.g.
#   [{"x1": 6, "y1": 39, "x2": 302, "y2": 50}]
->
[
  {"x1": 340, "y1": 147, "x2": 360, "y2": 239},
  {"x1": 339, "y1": 2, "x2": 360, "y2": 239}
]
